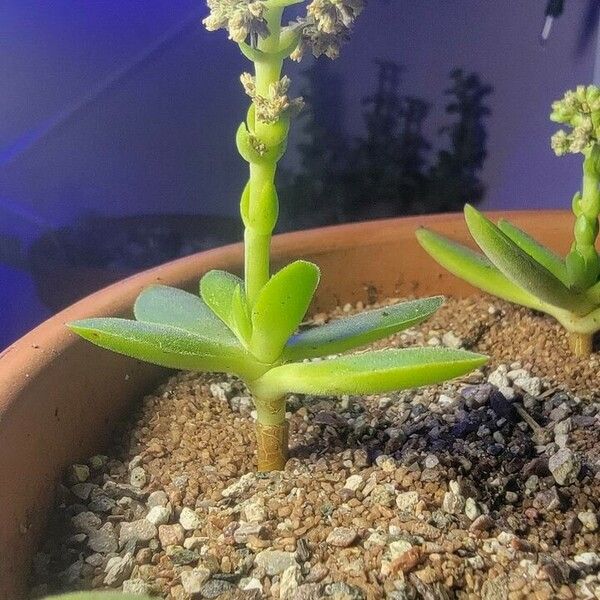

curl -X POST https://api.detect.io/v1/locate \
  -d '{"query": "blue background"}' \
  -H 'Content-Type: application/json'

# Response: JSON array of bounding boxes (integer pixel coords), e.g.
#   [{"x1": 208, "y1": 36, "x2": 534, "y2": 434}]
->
[{"x1": 1, "y1": 0, "x2": 598, "y2": 347}]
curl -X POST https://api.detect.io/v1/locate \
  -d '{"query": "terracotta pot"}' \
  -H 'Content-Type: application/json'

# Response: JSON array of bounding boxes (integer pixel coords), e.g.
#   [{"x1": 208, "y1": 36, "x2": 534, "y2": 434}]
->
[{"x1": 0, "y1": 211, "x2": 571, "y2": 598}]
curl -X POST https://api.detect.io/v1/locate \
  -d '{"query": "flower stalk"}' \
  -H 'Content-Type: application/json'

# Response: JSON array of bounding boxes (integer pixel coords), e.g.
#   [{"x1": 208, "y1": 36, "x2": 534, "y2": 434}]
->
[{"x1": 69, "y1": 0, "x2": 486, "y2": 473}]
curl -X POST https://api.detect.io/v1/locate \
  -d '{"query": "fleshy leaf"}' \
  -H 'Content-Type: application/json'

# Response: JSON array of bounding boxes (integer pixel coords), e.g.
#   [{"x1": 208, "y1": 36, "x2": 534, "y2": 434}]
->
[
  {"x1": 464, "y1": 204, "x2": 589, "y2": 312},
  {"x1": 416, "y1": 227, "x2": 545, "y2": 311},
  {"x1": 134, "y1": 285, "x2": 237, "y2": 342},
  {"x1": 497, "y1": 219, "x2": 568, "y2": 284},
  {"x1": 69, "y1": 318, "x2": 263, "y2": 380},
  {"x1": 252, "y1": 347, "x2": 487, "y2": 399},
  {"x1": 283, "y1": 296, "x2": 444, "y2": 361},
  {"x1": 200, "y1": 270, "x2": 245, "y2": 330},
  {"x1": 230, "y1": 284, "x2": 252, "y2": 344},
  {"x1": 250, "y1": 260, "x2": 320, "y2": 363}
]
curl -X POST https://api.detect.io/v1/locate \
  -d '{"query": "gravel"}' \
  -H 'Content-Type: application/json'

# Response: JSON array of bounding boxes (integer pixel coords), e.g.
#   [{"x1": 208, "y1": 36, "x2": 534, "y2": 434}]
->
[{"x1": 31, "y1": 295, "x2": 600, "y2": 599}]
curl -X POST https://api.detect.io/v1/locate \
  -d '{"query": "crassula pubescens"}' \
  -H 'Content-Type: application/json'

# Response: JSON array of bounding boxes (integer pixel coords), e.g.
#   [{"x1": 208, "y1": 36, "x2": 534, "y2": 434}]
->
[
  {"x1": 70, "y1": 0, "x2": 486, "y2": 471},
  {"x1": 418, "y1": 85, "x2": 600, "y2": 357}
]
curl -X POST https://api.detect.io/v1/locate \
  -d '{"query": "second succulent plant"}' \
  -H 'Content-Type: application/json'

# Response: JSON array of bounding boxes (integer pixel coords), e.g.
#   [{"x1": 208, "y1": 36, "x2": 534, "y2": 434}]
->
[{"x1": 418, "y1": 85, "x2": 600, "y2": 357}]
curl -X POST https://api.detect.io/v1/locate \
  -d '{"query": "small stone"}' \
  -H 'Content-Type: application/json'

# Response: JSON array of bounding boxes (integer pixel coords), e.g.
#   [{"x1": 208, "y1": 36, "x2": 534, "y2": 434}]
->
[
  {"x1": 574, "y1": 552, "x2": 600, "y2": 572},
  {"x1": 424, "y1": 455, "x2": 440, "y2": 469},
  {"x1": 461, "y1": 383, "x2": 493, "y2": 406},
  {"x1": 437, "y1": 394, "x2": 455, "y2": 408},
  {"x1": 469, "y1": 515, "x2": 494, "y2": 532},
  {"x1": 159, "y1": 524, "x2": 185, "y2": 547},
  {"x1": 292, "y1": 584, "x2": 323, "y2": 600},
  {"x1": 71, "y1": 483, "x2": 95, "y2": 501},
  {"x1": 442, "y1": 331, "x2": 462, "y2": 348},
  {"x1": 375, "y1": 454, "x2": 397, "y2": 472},
  {"x1": 89, "y1": 455, "x2": 108, "y2": 470},
  {"x1": 508, "y1": 368, "x2": 542, "y2": 396},
  {"x1": 240, "y1": 577, "x2": 263, "y2": 592},
  {"x1": 254, "y1": 550, "x2": 297, "y2": 576},
  {"x1": 200, "y1": 579, "x2": 235, "y2": 598},
  {"x1": 71, "y1": 511, "x2": 101, "y2": 533},
  {"x1": 242, "y1": 500, "x2": 267, "y2": 523},
  {"x1": 181, "y1": 567, "x2": 211, "y2": 595},
  {"x1": 103, "y1": 480, "x2": 146, "y2": 501},
  {"x1": 122, "y1": 578, "x2": 152, "y2": 595},
  {"x1": 88, "y1": 494, "x2": 116, "y2": 513},
  {"x1": 146, "y1": 505, "x2": 171, "y2": 526},
  {"x1": 465, "y1": 497, "x2": 481, "y2": 521},
  {"x1": 326, "y1": 527, "x2": 358, "y2": 548},
  {"x1": 325, "y1": 582, "x2": 365, "y2": 600},
  {"x1": 370, "y1": 484, "x2": 396, "y2": 508},
  {"x1": 119, "y1": 519, "x2": 157, "y2": 547},
  {"x1": 85, "y1": 553, "x2": 105, "y2": 568},
  {"x1": 578, "y1": 511, "x2": 599, "y2": 532},
  {"x1": 389, "y1": 540, "x2": 413, "y2": 559},
  {"x1": 442, "y1": 491, "x2": 465, "y2": 515},
  {"x1": 103, "y1": 552, "x2": 134, "y2": 586},
  {"x1": 234, "y1": 522, "x2": 266, "y2": 544},
  {"x1": 343, "y1": 474, "x2": 364, "y2": 492},
  {"x1": 396, "y1": 491, "x2": 419, "y2": 512},
  {"x1": 488, "y1": 365, "x2": 515, "y2": 400},
  {"x1": 548, "y1": 448, "x2": 581, "y2": 486},
  {"x1": 184, "y1": 536, "x2": 207, "y2": 550},
  {"x1": 280, "y1": 564, "x2": 302, "y2": 600},
  {"x1": 129, "y1": 466, "x2": 147, "y2": 489},
  {"x1": 147, "y1": 490, "x2": 169, "y2": 508},
  {"x1": 87, "y1": 523, "x2": 118, "y2": 553},
  {"x1": 390, "y1": 547, "x2": 422, "y2": 575},
  {"x1": 534, "y1": 487, "x2": 564, "y2": 511},
  {"x1": 166, "y1": 545, "x2": 200, "y2": 565},
  {"x1": 222, "y1": 473, "x2": 256, "y2": 498},
  {"x1": 67, "y1": 464, "x2": 90, "y2": 484},
  {"x1": 179, "y1": 506, "x2": 202, "y2": 530}
]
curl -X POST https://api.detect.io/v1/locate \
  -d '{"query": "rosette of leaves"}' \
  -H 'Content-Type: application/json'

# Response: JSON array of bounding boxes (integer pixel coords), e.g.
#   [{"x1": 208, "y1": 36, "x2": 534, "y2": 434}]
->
[
  {"x1": 71, "y1": 0, "x2": 486, "y2": 472},
  {"x1": 417, "y1": 85, "x2": 600, "y2": 357}
]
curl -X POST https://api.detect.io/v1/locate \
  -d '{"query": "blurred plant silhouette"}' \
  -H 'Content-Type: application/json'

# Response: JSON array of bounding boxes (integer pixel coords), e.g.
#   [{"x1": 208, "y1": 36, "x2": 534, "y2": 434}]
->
[{"x1": 280, "y1": 61, "x2": 492, "y2": 229}]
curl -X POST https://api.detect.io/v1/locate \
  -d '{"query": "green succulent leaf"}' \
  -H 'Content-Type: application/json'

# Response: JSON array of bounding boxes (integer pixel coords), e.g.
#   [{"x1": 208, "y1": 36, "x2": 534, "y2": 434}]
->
[
  {"x1": 283, "y1": 296, "x2": 444, "y2": 361},
  {"x1": 252, "y1": 347, "x2": 486, "y2": 399},
  {"x1": 69, "y1": 318, "x2": 262, "y2": 380},
  {"x1": 134, "y1": 284, "x2": 237, "y2": 342},
  {"x1": 231, "y1": 284, "x2": 253, "y2": 344},
  {"x1": 250, "y1": 260, "x2": 320, "y2": 363},
  {"x1": 200, "y1": 270, "x2": 245, "y2": 329},
  {"x1": 464, "y1": 204, "x2": 589, "y2": 312},
  {"x1": 416, "y1": 227, "x2": 545, "y2": 311},
  {"x1": 496, "y1": 219, "x2": 568, "y2": 284}
]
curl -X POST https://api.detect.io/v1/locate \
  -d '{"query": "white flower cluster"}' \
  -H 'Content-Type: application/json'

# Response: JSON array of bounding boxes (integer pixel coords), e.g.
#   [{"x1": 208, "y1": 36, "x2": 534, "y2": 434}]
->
[
  {"x1": 203, "y1": 0, "x2": 269, "y2": 43},
  {"x1": 241, "y1": 73, "x2": 305, "y2": 123},
  {"x1": 290, "y1": 0, "x2": 364, "y2": 61},
  {"x1": 550, "y1": 85, "x2": 600, "y2": 156}
]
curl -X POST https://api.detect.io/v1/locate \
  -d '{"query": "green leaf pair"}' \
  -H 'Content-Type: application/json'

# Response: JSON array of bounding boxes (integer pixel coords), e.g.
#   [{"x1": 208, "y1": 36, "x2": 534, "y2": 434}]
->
[
  {"x1": 70, "y1": 263, "x2": 485, "y2": 402},
  {"x1": 417, "y1": 204, "x2": 600, "y2": 348}
]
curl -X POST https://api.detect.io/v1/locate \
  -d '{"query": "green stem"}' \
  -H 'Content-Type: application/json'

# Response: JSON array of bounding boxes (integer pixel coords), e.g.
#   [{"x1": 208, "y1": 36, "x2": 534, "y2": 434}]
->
[
  {"x1": 567, "y1": 145, "x2": 600, "y2": 289},
  {"x1": 242, "y1": 6, "x2": 286, "y2": 305}
]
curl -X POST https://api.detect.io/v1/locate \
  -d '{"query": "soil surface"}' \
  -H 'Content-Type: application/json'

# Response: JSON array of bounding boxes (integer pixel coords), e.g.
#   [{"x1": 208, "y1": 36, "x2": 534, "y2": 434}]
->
[{"x1": 31, "y1": 295, "x2": 600, "y2": 600}]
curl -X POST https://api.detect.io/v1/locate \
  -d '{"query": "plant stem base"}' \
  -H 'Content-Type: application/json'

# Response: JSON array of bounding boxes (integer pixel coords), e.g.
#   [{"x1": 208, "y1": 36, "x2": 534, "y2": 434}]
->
[
  {"x1": 568, "y1": 332, "x2": 594, "y2": 357},
  {"x1": 255, "y1": 420, "x2": 289, "y2": 471}
]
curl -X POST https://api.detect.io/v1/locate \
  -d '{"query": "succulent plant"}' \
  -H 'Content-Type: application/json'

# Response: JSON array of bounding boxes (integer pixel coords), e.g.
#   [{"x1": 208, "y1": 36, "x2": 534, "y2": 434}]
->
[
  {"x1": 70, "y1": 0, "x2": 486, "y2": 472},
  {"x1": 417, "y1": 86, "x2": 600, "y2": 357}
]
